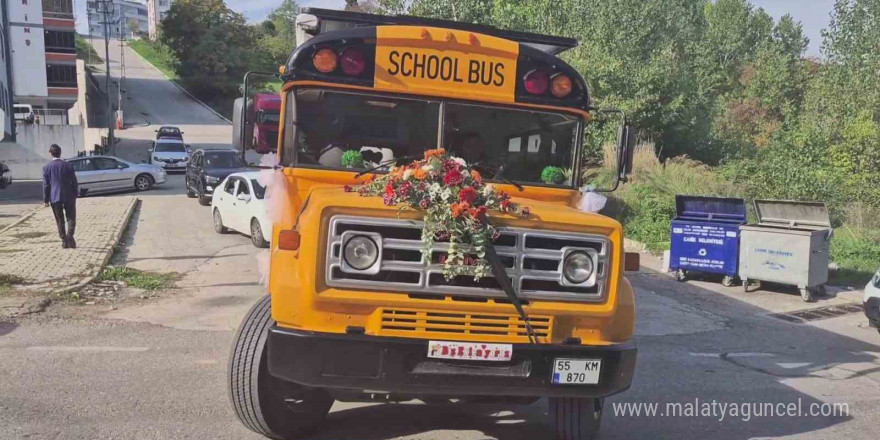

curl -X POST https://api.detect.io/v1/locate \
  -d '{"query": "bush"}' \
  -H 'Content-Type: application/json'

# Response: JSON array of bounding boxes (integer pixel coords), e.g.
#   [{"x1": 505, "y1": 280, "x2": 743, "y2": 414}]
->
[{"x1": 98, "y1": 266, "x2": 179, "y2": 290}]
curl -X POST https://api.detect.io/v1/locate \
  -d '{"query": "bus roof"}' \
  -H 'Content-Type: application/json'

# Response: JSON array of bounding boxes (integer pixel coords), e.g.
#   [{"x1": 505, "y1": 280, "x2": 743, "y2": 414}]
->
[{"x1": 300, "y1": 8, "x2": 578, "y2": 55}]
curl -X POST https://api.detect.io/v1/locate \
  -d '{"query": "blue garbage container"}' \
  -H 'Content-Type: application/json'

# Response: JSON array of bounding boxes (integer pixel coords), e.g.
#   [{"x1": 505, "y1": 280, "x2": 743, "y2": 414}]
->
[{"x1": 669, "y1": 195, "x2": 747, "y2": 286}]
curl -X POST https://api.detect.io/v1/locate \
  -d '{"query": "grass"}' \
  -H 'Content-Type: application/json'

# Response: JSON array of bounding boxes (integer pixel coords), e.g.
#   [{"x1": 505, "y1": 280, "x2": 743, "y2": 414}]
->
[
  {"x1": 128, "y1": 40, "x2": 179, "y2": 80},
  {"x1": 76, "y1": 34, "x2": 103, "y2": 64},
  {"x1": 97, "y1": 266, "x2": 180, "y2": 291},
  {"x1": 0, "y1": 274, "x2": 26, "y2": 293},
  {"x1": 128, "y1": 39, "x2": 235, "y2": 120}
]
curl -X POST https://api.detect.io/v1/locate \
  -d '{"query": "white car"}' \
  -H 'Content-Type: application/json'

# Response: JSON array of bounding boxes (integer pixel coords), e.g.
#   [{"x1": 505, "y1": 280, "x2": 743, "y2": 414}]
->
[
  {"x1": 149, "y1": 138, "x2": 191, "y2": 171},
  {"x1": 67, "y1": 156, "x2": 166, "y2": 195},
  {"x1": 211, "y1": 172, "x2": 271, "y2": 248},
  {"x1": 864, "y1": 266, "x2": 880, "y2": 334},
  {"x1": 13, "y1": 104, "x2": 36, "y2": 124}
]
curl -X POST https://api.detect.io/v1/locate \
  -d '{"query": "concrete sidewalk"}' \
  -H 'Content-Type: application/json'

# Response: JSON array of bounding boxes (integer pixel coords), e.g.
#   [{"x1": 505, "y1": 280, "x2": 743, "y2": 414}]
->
[{"x1": 0, "y1": 197, "x2": 137, "y2": 293}]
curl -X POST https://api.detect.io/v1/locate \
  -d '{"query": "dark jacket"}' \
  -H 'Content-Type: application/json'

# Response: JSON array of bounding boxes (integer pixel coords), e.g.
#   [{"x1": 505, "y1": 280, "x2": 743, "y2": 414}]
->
[{"x1": 42, "y1": 159, "x2": 78, "y2": 203}]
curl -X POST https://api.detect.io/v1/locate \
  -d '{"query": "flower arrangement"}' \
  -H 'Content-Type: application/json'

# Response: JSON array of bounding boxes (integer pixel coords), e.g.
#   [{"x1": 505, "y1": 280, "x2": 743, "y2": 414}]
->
[
  {"x1": 352, "y1": 148, "x2": 530, "y2": 279},
  {"x1": 341, "y1": 150, "x2": 364, "y2": 168}
]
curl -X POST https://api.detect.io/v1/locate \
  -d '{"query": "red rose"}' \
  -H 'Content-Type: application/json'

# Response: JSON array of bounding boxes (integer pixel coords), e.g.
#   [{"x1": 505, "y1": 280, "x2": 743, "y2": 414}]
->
[
  {"x1": 443, "y1": 169, "x2": 463, "y2": 186},
  {"x1": 385, "y1": 183, "x2": 395, "y2": 197},
  {"x1": 500, "y1": 200, "x2": 511, "y2": 211},
  {"x1": 459, "y1": 186, "x2": 478, "y2": 204},
  {"x1": 344, "y1": 185, "x2": 354, "y2": 192}
]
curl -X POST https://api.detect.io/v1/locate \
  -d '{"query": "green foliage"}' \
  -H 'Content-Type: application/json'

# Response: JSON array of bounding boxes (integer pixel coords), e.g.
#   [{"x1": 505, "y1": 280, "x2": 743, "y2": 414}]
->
[
  {"x1": 541, "y1": 166, "x2": 566, "y2": 184},
  {"x1": 129, "y1": 40, "x2": 179, "y2": 80},
  {"x1": 75, "y1": 35, "x2": 102, "y2": 64},
  {"x1": 341, "y1": 150, "x2": 365, "y2": 168},
  {"x1": 830, "y1": 227, "x2": 880, "y2": 284},
  {"x1": 258, "y1": 0, "x2": 300, "y2": 67},
  {"x1": 98, "y1": 266, "x2": 179, "y2": 291},
  {"x1": 0, "y1": 273, "x2": 26, "y2": 288}
]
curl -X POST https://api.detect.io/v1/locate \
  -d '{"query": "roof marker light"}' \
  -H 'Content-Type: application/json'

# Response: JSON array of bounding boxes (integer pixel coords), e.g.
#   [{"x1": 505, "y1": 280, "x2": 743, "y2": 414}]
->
[
  {"x1": 524, "y1": 70, "x2": 550, "y2": 95},
  {"x1": 551, "y1": 74, "x2": 573, "y2": 98},
  {"x1": 313, "y1": 48, "x2": 338, "y2": 73},
  {"x1": 468, "y1": 33, "x2": 479, "y2": 46},
  {"x1": 340, "y1": 47, "x2": 366, "y2": 76},
  {"x1": 445, "y1": 32, "x2": 456, "y2": 43},
  {"x1": 420, "y1": 28, "x2": 431, "y2": 40}
]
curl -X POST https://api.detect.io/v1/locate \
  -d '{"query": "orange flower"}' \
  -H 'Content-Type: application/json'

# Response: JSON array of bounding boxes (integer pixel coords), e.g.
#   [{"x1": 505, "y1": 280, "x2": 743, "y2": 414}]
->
[
  {"x1": 424, "y1": 148, "x2": 446, "y2": 159},
  {"x1": 413, "y1": 168, "x2": 427, "y2": 180},
  {"x1": 451, "y1": 202, "x2": 470, "y2": 218},
  {"x1": 470, "y1": 169, "x2": 482, "y2": 184}
]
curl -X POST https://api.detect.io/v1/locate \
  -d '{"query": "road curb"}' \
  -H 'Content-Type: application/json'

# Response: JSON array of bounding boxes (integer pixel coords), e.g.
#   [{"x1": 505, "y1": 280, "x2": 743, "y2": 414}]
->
[
  {"x1": 51, "y1": 197, "x2": 139, "y2": 296},
  {"x1": 0, "y1": 209, "x2": 38, "y2": 235},
  {"x1": 126, "y1": 43, "x2": 232, "y2": 125}
]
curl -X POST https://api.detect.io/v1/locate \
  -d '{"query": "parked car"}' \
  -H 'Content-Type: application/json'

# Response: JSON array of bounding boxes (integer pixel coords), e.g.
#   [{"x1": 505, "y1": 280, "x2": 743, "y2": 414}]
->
[
  {"x1": 13, "y1": 104, "x2": 36, "y2": 124},
  {"x1": 155, "y1": 126, "x2": 184, "y2": 140},
  {"x1": 0, "y1": 161, "x2": 11, "y2": 189},
  {"x1": 864, "y1": 266, "x2": 880, "y2": 334},
  {"x1": 149, "y1": 138, "x2": 191, "y2": 172},
  {"x1": 211, "y1": 171, "x2": 271, "y2": 248},
  {"x1": 186, "y1": 149, "x2": 250, "y2": 206},
  {"x1": 67, "y1": 156, "x2": 165, "y2": 195}
]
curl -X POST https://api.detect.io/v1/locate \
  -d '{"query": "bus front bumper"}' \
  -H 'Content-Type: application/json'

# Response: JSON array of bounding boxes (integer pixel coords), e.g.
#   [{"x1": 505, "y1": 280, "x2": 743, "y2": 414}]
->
[{"x1": 267, "y1": 326, "x2": 637, "y2": 398}]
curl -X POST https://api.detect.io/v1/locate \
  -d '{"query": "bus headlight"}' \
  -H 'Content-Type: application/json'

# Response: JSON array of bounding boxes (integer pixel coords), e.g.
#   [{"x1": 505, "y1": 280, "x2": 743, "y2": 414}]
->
[
  {"x1": 343, "y1": 235, "x2": 379, "y2": 271},
  {"x1": 563, "y1": 251, "x2": 594, "y2": 284}
]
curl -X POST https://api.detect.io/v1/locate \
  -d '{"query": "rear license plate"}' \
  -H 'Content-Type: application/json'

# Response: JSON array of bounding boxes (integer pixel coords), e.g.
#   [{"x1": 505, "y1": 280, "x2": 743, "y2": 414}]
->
[
  {"x1": 552, "y1": 358, "x2": 601, "y2": 385},
  {"x1": 427, "y1": 341, "x2": 512, "y2": 362}
]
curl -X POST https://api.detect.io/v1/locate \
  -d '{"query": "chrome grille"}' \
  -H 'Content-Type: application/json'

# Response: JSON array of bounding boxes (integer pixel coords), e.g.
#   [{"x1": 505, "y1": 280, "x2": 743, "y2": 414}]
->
[
  {"x1": 379, "y1": 308, "x2": 553, "y2": 341},
  {"x1": 326, "y1": 216, "x2": 611, "y2": 302}
]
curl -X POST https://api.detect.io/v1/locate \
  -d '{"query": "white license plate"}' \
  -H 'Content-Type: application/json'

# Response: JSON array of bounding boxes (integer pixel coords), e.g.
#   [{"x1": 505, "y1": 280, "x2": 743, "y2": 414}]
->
[
  {"x1": 427, "y1": 341, "x2": 512, "y2": 362},
  {"x1": 552, "y1": 358, "x2": 601, "y2": 385}
]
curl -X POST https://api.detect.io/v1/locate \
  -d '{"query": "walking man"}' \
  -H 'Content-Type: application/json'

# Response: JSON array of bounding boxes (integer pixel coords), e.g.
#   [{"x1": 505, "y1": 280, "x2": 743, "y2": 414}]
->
[{"x1": 42, "y1": 144, "x2": 78, "y2": 249}]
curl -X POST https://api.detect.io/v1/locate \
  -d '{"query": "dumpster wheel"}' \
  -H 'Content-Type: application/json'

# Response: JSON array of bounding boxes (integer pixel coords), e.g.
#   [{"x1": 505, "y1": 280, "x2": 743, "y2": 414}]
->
[
  {"x1": 674, "y1": 269, "x2": 687, "y2": 282},
  {"x1": 800, "y1": 288, "x2": 815, "y2": 302},
  {"x1": 721, "y1": 276, "x2": 735, "y2": 287}
]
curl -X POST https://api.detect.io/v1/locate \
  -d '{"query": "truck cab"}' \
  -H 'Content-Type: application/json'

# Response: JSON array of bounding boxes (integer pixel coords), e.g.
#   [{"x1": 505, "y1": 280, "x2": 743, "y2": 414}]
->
[{"x1": 228, "y1": 8, "x2": 637, "y2": 440}]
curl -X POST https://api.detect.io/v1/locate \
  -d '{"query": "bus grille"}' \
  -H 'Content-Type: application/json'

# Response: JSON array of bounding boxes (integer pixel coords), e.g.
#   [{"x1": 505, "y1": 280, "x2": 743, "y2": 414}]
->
[
  {"x1": 325, "y1": 215, "x2": 611, "y2": 302},
  {"x1": 379, "y1": 308, "x2": 552, "y2": 341}
]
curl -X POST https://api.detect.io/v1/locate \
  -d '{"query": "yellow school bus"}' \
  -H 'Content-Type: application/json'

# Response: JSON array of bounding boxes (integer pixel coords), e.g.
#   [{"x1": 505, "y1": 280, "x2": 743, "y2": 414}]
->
[{"x1": 229, "y1": 8, "x2": 637, "y2": 440}]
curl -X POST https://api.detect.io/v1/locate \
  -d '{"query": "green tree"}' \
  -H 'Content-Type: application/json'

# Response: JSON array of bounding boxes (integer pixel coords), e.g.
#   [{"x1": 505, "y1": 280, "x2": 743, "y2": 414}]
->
[{"x1": 258, "y1": 0, "x2": 301, "y2": 66}]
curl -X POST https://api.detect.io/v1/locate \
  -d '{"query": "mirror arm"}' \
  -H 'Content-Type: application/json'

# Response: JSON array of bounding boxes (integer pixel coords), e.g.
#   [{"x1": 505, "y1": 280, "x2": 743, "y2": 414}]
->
[{"x1": 588, "y1": 108, "x2": 632, "y2": 193}]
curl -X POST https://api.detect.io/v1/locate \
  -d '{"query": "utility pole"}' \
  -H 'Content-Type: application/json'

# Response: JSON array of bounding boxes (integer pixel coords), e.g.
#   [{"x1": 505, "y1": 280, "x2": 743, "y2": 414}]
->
[{"x1": 97, "y1": 0, "x2": 115, "y2": 153}]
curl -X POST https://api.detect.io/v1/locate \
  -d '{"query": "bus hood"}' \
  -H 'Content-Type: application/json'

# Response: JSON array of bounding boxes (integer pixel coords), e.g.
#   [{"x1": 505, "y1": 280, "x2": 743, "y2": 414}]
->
[{"x1": 301, "y1": 186, "x2": 622, "y2": 236}]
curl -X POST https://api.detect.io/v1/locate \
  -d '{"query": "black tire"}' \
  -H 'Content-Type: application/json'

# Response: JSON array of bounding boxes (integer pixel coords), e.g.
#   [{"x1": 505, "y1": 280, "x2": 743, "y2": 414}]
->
[
  {"x1": 549, "y1": 397, "x2": 603, "y2": 440},
  {"x1": 134, "y1": 174, "x2": 154, "y2": 191},
  {"x1": 229, "y1": 296, "x2": 333, "y2": 439},
  {"x1": 198, "y1": 184, "x2": 211, "y2": 206},
  {"x1": 251, "y1": 218, "x2": 269, "y2": 248},
  {"x1": 213, "y1": 209, "x2": 228, "y2": 234},
  {"x1": 185, "y1": 180, "x2": 196, "y2": 198}
]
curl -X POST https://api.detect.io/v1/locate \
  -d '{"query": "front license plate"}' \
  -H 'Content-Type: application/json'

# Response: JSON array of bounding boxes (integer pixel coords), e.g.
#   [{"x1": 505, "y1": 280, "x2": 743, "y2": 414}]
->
[
  {"x1": 552, "y1": 358, "x2": 601, "y2": 385},
  {"x1": 427, "y1": 341, "x2": 512, "y2": 362}
]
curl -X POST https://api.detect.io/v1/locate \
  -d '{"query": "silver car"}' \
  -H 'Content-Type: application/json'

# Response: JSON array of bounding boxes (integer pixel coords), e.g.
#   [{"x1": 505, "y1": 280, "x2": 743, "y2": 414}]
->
[
  {"x1": 67, "y1": 156, "x2": 166, "y2": 195},
  {"x1": 149, "y1": 138, "x2": 191, "y2": 171}
]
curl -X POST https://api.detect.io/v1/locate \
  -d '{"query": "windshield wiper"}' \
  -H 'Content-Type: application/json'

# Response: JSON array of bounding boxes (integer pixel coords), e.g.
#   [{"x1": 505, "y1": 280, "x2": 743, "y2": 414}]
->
[
  {"x1": 354, "y1": 155, "x2": 421, "y2": 178},
  {"x1": 472, "y1": 163, "x2": 524, "y2": 192}
]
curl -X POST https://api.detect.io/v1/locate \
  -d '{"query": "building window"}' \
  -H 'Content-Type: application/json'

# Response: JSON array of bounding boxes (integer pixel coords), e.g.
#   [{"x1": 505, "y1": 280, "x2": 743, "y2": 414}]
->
[
  {"x1": 42, "y1": 0, "x2": 75, "y2": 17},
  {"x1": 46, "y1": 64, "x2": 77, "y2": 88},
  {"x1": 45, "y1": 30, "x2": 76, "y2": 54}
]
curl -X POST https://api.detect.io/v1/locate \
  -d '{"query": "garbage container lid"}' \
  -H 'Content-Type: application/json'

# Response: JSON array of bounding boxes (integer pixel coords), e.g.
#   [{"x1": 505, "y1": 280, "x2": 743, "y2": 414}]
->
[
  {"x1": 675, "y1": 195, "x2": 747, "y2": 223},
  {"x1": 754, "y1": 199, "x2": 831, "y2": 230}
]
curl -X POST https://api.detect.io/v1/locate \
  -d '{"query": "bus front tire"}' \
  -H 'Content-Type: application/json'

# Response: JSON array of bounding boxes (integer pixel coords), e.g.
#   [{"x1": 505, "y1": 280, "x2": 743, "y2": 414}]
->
[
  {"x1": 549, "y1": 397, "x2": 603, "y2": 440},
  {"x1": 228, "y1": 295, "x2": 333, "y2": 439}
]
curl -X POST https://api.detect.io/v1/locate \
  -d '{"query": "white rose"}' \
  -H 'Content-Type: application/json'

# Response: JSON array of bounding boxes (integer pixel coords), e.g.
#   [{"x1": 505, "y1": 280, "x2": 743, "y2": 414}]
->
[
  {"x1": 421, "y1": 164, "x2": 433, "y2": 172},
  {"x1": 453, "y1": 157, "x2": 467, "y2": 167},
  {"x1": 482, "y1": 184, "x2": 495, "y2": 196},
  {"x1": 402, "y1": 169, "x2": 413, "y2": 180}
]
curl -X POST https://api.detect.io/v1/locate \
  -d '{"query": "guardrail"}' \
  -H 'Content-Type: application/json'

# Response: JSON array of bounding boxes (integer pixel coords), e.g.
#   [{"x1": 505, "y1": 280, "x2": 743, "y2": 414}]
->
[{"x1": 33, "y1": 109, "x2": 70, "y2": 126}]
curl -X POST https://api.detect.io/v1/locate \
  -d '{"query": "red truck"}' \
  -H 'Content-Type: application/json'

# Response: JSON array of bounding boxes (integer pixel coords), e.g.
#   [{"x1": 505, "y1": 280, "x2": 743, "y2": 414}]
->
[{"x1": 232, "y1": 92, "x2": 281, "y2": 154}]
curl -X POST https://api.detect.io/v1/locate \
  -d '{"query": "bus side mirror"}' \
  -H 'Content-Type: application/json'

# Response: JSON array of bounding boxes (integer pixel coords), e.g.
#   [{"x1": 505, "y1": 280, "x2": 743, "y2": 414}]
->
[{"x1": 616, "y1": 123, "x2": 635, "y2": 182}]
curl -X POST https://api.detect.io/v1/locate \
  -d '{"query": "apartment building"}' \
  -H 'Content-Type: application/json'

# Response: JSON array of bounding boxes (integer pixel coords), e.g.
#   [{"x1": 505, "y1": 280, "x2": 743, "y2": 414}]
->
[{"x1": 87, "y1": 0, "x2": 148, "y2": 40}]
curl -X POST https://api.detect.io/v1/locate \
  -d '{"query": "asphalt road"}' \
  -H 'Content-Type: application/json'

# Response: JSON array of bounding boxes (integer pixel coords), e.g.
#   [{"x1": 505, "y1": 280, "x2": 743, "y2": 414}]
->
[{"x1": 0, "y1": 38, "x2": 878, "y2": 440}]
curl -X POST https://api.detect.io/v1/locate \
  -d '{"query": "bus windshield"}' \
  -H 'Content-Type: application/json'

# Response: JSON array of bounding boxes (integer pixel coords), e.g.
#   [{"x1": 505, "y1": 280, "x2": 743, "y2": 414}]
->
[{"x1": 290, "y1": 88, "x2": 581, "y2": 187}]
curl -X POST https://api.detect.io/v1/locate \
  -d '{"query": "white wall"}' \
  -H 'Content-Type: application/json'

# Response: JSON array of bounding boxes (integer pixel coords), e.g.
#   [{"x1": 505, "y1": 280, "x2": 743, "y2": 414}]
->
[
  {"x1": 8, "y1": 0, "x2": 48, "y2": 100},
  {"x1": 0, "y1": 125, "x2": 85, "y2": 179}
]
